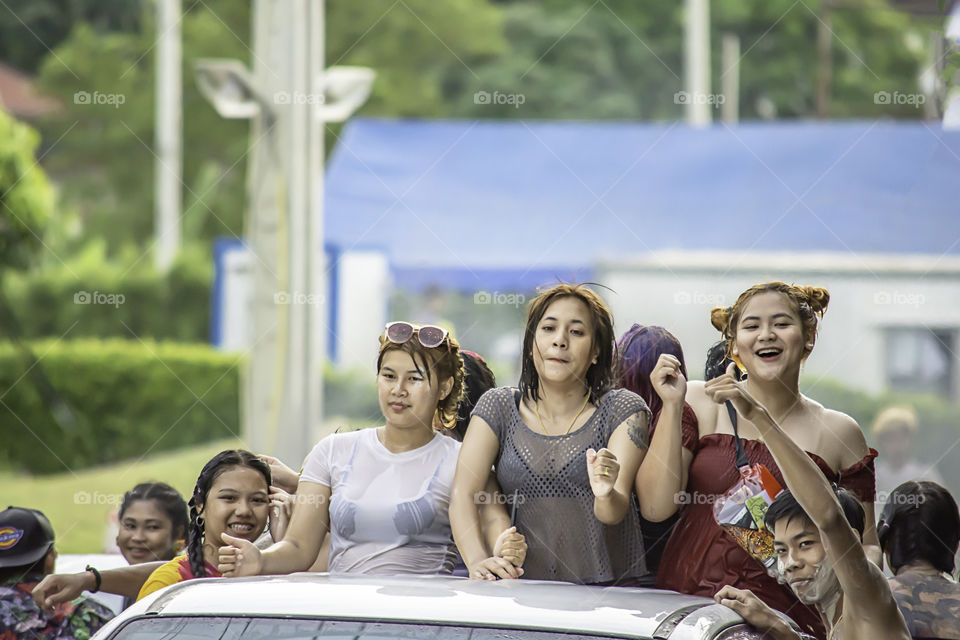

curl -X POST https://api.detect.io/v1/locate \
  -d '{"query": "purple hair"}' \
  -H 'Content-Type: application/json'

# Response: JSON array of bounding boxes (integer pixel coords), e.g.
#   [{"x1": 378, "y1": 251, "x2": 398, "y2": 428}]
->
[{"x1": 616, "y1": 324, "x2": 688, "y2": 418}]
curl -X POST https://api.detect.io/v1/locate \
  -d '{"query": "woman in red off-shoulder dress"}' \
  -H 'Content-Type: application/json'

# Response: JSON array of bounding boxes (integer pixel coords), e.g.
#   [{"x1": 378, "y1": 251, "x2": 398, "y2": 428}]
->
[{"x1": 648, "y1": 283, "x2": 880, "y2": 640}]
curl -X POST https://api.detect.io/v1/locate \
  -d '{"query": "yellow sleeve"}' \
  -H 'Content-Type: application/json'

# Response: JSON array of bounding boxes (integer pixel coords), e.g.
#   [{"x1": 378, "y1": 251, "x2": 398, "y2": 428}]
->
[{"x1": 137, "y1": 556, "x2": 187, "y2": 601}]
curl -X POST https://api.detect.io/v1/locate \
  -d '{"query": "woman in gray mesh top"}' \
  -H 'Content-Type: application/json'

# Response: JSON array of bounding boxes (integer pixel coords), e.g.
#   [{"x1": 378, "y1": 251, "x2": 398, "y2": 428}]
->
[{"x1": 450, "y1": 283, "x2": 681, "y2": 584}]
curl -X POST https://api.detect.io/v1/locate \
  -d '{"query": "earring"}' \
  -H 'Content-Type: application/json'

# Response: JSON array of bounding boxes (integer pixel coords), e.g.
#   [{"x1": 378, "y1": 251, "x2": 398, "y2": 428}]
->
[
  {"x1": 196, "y1": 516, "x2": 205, "y2": 530},
  {"x1": 806, "y1": 343, "x2": 814, "y2": 350},
  {"x1": 731, "y1": 345, "x2": 738, "y2": 355}
]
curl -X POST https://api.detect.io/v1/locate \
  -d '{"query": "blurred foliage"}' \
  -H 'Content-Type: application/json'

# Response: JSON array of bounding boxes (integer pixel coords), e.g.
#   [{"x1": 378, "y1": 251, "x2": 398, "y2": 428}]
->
[
  {"x1": 327, "y1": 1, "x2": 507, "y2": 117},
  {"x1": 801, "y1": 376, "x2": 960, "y2": 494},
  {"x1": 713, "y1": 0, "x2": 935, "y2": 119},
  {"x1": 0, "y1": 338, "x2": 241, "y2": 474},
  {"x1": 2, "y1": 242, "x2": 212, "y2": 341},
  {"x1": 29, "y1": 0, "x2": 506, "y2": 256},
  {"x1": 0, "y1": 111, "x2": 54, "y2": 271},
  {"x1": 0, "y1": 338, "x2": 390, "y2": 474},
  {"x1": 33, "y1": 1, "x2": 252, "y2": 254},
  {"x1": 7, "y1": 0, "x2": 938, "y2": 257},
  {"x1": 0, "y1": 0, "x2": 143, "y2": 73},
  {"x1": 450, "y1": 0, "x2": 684, "y2": 119},
  {"x1": 452, "y1": 0, "x2": 933, "y2": 119},
  {"x1": 323, "y1": 361, "x2": 381, "y2": 426}
]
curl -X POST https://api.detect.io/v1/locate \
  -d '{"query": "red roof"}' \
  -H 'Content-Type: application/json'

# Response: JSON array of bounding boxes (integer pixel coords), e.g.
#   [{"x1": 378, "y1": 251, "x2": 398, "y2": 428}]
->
[{"x1": 0, "y1": 61, "x2": 62, "y2": 118}]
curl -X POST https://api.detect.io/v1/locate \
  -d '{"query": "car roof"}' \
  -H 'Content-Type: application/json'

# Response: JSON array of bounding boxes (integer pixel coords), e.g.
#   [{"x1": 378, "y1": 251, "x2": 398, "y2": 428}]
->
[{"x1": 98, "y1": 574, "x2": 748, "y2": 640}]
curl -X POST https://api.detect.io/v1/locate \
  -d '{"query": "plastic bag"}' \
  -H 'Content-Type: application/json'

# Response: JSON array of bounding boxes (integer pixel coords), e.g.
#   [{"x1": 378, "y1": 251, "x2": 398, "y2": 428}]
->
[{"x1": 714, "y1": 462, "x2": 783, "y2": 571}]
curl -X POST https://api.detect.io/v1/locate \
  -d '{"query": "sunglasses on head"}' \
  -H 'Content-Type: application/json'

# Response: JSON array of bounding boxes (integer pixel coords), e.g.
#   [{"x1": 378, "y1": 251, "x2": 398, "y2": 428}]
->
[{"x1": 385, "y1": 322, "x2": 450, "y2": 349}]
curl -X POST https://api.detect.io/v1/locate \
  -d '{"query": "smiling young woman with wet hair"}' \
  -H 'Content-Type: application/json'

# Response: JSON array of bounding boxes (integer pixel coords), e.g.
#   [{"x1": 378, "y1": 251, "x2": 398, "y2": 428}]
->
[
  {"x1": 450, "y1": 283, "x2": 674, "y2": 585},
  {"x1": 136, "y1": 450, "x2": 273, "y2": 599},
  {"x1": 655, "y1": 282, "x2": 879, "y2": 640}
]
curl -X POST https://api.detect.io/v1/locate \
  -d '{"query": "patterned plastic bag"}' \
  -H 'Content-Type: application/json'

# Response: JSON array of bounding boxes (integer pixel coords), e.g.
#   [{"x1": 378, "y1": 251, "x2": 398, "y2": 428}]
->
[{"x1": 714, "y1": 461, "x2": 783, "y2": 570}]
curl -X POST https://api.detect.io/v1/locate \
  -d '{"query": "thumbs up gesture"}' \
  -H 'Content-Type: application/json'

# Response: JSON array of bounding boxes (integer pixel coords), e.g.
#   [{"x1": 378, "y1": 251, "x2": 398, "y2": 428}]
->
[{"x1": 218, "y1": 532, "x2": 263, "y2": 577}]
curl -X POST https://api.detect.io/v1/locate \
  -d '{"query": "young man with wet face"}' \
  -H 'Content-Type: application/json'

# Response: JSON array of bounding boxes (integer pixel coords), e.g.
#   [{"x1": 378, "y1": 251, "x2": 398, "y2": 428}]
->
[{"x1": 707, "y1": 364, "x2": 909, "y2": 640}]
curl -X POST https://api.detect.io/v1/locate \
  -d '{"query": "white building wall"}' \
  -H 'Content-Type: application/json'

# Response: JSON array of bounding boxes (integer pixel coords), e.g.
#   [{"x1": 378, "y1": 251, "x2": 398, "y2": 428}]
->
[
  {"x1": 598, "y1": 252, "x2": 960, "y2": 395},
  {"x1": 335, "y1": 251, "x2": 390, "y2": 371}
]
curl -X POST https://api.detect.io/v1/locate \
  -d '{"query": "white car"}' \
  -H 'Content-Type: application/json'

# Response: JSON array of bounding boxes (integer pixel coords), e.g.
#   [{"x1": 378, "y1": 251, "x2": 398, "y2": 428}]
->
[{"x1": 91, "y1": 573, "x2": 804, "y2": 640}]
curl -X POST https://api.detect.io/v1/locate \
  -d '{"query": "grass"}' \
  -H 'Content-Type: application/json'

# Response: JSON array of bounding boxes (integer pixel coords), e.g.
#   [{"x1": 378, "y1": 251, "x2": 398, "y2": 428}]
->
[{"x1": 0, "y1": 438, "x2": 244, "y2": 553}]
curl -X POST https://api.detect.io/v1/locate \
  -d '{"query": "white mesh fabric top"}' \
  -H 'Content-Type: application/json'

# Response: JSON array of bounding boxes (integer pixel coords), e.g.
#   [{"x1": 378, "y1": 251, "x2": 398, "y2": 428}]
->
[
  {"x1": 300, "y1": 428, "x2": 460, "y2": 575},
  {"x1": 472, "y1": 386, "x2": 651, "y2": 584}
]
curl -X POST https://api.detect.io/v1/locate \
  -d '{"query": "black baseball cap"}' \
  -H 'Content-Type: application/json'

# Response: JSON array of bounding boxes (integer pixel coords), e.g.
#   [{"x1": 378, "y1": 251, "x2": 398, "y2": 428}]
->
[{"x1": 0, "y1": 506, "x2": 55, "y2": 568}]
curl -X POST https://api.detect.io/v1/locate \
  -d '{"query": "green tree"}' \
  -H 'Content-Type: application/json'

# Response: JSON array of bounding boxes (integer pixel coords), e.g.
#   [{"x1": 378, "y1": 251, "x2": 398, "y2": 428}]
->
[
  {"x1": 326, "y1": 0, "x2": 506, "y2": 117},
  {"x1": 0, "y1": 0, "x2": 143, "y2": 73},
  {"x1": 34, "y1": 1, "x2": 252, "y2": 254},
  {"x1": 0, "y1": 110, "x2": 54, "y2": 270},
  {"x1": 713, "y1": 0, "x2": 933, "y2": 119},
  {"x1": 450, "y1": 0, "x2": 930, "y2": 120},
  {"x1": 448, "y1": 0, "x2": 682, "y2": 119},
  {"x1": 31, "y1": 0, "x2": 506, "y2": 255}
]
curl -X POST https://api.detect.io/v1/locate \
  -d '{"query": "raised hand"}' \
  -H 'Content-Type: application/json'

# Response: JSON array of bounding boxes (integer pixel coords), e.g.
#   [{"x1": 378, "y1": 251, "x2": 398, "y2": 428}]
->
[
  {"x1": 268, "y1": 485, "x2": 295, "y2": 542},
  {"x1": 493, "y1": 526, "x2": 527, "y2": 568},
  {"x1": 586, "y1": 447, "x2": 619, "y2": 498},
  {"x1": 650, "y1": 353, "x2": 687, "y2": 406},
  {"x1": 218, "y1": 532, "x2": 264, "y2": 577},
  {"x1": 258, "y1": 453, "x2": 299, "y2": 493},
  {"x1": 703, "y1": 362, "x2": 765, "y2": 425}
]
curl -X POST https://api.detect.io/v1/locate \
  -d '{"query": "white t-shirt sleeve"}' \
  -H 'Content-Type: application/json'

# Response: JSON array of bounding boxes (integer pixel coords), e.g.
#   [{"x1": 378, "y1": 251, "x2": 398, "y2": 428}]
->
[{"x1": 299, "y1": 435, "x2": 335, "y2": 486}]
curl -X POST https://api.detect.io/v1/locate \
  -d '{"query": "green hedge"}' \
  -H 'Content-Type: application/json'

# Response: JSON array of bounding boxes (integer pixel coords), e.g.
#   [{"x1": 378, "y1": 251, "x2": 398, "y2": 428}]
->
[
  {"x1": 1, "y1": 340, "x2": 390, "y2": 474},
  {"x1": 801, "y1": 376, "x2": 960, "y2": 494},
  {"x1": 2, "y1": 249, "x2": 211, "y2": 342},
  {"x1": 0, "y1": 339, "x2": 240, "y2": 474}
]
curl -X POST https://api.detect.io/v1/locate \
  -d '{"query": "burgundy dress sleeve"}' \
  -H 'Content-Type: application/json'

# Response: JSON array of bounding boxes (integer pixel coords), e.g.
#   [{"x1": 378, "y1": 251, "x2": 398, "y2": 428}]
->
[
  {"x1": 649, "y1": 402, "x2": 700, "y2": 452},
  {"x1": 837, "y1": 448, "x2": 878, "y2": 503}
]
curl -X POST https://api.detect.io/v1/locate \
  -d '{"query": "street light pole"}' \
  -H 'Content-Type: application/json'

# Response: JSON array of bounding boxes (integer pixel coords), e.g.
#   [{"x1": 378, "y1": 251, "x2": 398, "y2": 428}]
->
[
  {"x1": 155, "y1": 0, "x2": 182, "y2": 271},
  {"x1": 195, "y1": 0, "x2": 373, "y2": 467},
  {"x1": 685, "y1": 0, "x2": 712, "y2": 127}
]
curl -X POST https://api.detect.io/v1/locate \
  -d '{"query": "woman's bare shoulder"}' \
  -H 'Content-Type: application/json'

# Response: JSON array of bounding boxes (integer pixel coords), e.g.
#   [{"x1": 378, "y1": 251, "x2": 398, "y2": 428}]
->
[
  {"x1": 802, "y1": 396, "x2": 868, "y2": 465},
  {"x1": 685, "y1": 381, "x2": 718, "y2": 435}
]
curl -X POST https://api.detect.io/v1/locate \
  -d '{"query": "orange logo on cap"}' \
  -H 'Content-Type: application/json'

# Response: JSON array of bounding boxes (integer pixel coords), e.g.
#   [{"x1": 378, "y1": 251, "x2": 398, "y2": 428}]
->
[{"x1": 0, "y1": 527, "x2": 24, "y2": 549}]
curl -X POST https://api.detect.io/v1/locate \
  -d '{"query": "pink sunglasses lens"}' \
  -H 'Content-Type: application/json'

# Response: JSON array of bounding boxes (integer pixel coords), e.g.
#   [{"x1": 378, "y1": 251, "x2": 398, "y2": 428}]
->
[
  {"x1": 386, "y1": 323, "x2": 414, "y2": 343},
  {"x1": 418, "y1": 326, "x2": 446, "y2": 348}
]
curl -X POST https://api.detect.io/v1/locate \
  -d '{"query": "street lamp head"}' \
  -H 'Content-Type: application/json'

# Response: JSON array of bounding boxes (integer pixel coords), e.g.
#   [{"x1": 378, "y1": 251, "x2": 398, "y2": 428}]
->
[
  {"x1": 194, "y1": 59, "x2": 269, "y2": 120},
  {"x1": 315, "y1": 66, "x2": 376, "y2": 122}
]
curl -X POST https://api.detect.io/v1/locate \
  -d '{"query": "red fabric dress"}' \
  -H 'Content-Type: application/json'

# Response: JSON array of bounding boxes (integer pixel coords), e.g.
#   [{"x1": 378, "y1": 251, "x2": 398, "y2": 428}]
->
[{"x1": 656, "y1": 432, "x2": 878, "y2": 640}]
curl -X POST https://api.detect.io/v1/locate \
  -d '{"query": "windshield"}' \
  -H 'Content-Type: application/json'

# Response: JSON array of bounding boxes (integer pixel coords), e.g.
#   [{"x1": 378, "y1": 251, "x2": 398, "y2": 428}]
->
[{"x1": 106, "y1": 618, "x2": 641, "y2": 640}]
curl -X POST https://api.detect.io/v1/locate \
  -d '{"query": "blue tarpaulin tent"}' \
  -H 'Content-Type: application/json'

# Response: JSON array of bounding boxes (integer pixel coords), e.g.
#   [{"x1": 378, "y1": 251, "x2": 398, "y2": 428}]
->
[{"x1": 325, "y1": 118, "x2": 960, "y2": 292}]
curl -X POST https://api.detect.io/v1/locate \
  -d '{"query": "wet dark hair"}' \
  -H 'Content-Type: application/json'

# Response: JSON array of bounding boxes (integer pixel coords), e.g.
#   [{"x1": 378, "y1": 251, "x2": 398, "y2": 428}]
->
[
  {"x1": 519, "y1": 283, "x2": 616, "y2": 403},
  {"x1": 119, "y1": 482, "x2": 189, "y2": 554},
  {"x1": 187, "y1": 450, "x2": 271, "y2": 578},
  {"x1": 879, "y1": 481, "x2": 960, "y2": 574},
  {"x1": 616, "y1": 324, "x2": 687, "y2": 418},
  {"x1": 764, "y1": 487, "x2": 865, "y2": 541},
  {"x1": 452, "y1": 350, "x2": 496, "y2": 441},
  {"x1": 704, "y1": 340, "x2": 737, "y2": 381}
]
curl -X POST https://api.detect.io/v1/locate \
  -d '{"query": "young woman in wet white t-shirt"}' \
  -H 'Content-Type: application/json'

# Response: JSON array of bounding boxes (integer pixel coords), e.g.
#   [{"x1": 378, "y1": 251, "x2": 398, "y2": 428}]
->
[{"x1": 217, "y1": 323, "x2": 520, "y2": 576}]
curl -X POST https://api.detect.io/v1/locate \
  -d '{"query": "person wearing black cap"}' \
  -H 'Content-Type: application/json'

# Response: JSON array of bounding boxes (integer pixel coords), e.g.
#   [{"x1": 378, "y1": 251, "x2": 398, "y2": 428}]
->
[{"x1": 0, "y1": 506, "x2": 113, "y2": 638}]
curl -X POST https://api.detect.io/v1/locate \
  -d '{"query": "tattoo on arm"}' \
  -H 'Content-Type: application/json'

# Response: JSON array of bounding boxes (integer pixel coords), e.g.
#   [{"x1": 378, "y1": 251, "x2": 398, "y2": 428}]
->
[{"x1": 626, "y1": 412, "x2": 649, "y2": 449}]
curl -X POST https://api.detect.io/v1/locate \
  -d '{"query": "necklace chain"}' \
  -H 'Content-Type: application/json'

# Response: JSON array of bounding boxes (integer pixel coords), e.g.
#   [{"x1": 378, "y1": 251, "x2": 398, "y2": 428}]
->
[
  {"x1": 535, "y1": 393, "x2": 591, "y2": 435},
  {"x1": 828, "y1": 613, "x2": 843, "y2": 640}
]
